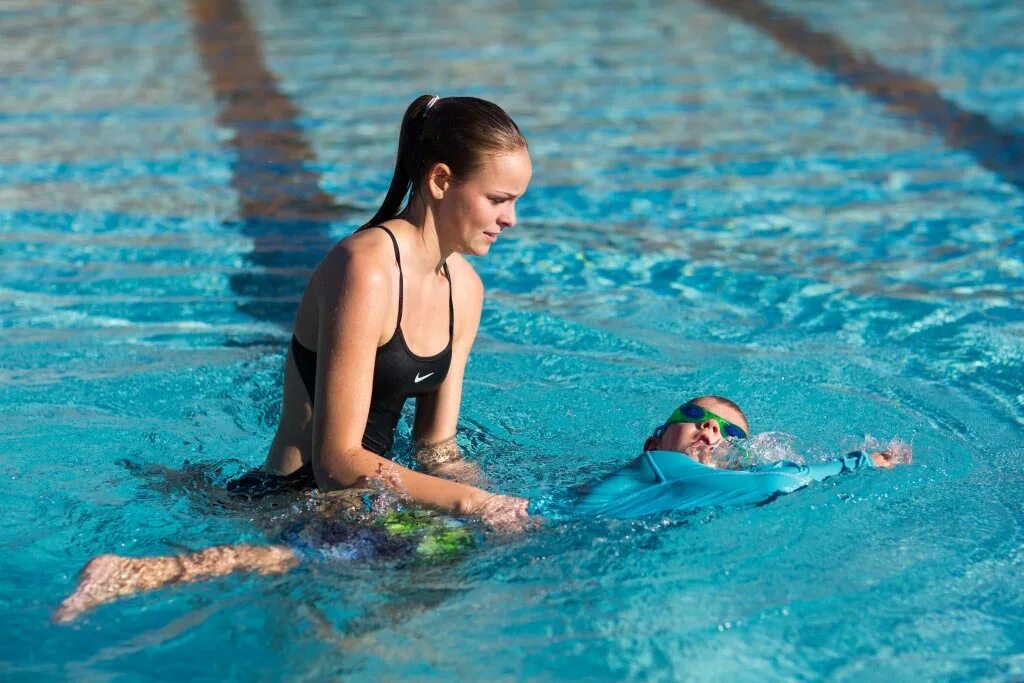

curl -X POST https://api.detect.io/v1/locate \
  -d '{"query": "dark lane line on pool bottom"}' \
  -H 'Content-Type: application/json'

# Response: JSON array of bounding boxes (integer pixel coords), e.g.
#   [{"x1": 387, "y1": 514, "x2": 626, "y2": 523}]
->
[
  {"x1": 700, "y1": 0, "x2": 1024, "y2": 192},
  {"x1": 187, "y1": 0, "x2": 358, "y2": 327}
]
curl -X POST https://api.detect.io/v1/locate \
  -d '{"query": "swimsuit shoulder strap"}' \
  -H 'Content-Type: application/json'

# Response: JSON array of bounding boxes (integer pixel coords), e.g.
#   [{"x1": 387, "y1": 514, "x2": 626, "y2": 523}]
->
[
  {"x1": 442, "y1": 261, "x2": 454, "y2": 340},
  {"x1": 367, "y1": 225, "x2": 403, "y2": 326}
]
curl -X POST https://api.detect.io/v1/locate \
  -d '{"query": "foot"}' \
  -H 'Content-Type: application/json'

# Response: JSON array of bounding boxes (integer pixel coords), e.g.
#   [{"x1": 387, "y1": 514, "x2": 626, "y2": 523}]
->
[
  {"x1": 54, "y1": 545, "x2": 298, "y2": 624},
  {"x1": 54, "y1": 554, "x2": 141, "y2": 623}
]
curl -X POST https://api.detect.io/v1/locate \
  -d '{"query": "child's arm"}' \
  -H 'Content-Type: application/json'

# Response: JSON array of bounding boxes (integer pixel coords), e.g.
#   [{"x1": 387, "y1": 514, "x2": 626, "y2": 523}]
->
[
  {"x1": 806, "y1": 450, "x2": 875, "y2": 480},
  {"x1": 758, "y1": 450, "x2": 897, "y2": 482}
]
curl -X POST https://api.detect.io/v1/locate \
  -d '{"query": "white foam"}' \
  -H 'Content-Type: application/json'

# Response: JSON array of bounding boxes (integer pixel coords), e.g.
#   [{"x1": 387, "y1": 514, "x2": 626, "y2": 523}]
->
[{"x1": 745, "y1": 431, "x2": 805, "y2": 465}]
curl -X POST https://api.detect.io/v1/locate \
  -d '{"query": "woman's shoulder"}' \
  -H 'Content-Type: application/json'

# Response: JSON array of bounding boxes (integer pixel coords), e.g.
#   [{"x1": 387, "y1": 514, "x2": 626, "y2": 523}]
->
[
  {"x1": 445, "y1": 254, "x2": 484, "y2": 339},
  {"x1": 340, "y1": 226, "x2": 401, "y2": 258},
  {"x1": 445, "y1": 253, "x2": 483, "y2": 301},
  {"x1": 317, "y1": 228, "x2": 399, "y2": 290}
]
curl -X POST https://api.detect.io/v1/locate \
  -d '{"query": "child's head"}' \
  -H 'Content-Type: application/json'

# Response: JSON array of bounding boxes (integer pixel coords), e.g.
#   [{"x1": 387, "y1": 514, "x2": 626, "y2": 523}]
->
[{"x1": 643, "y1": 395, "x2": 749, "y2": 466}]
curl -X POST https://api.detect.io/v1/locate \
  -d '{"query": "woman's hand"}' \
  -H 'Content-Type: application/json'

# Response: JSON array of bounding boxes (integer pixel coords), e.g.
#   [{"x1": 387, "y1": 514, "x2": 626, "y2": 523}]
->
[{"x1": 462, "y1": 492, "x2": 530, "y2": 533}]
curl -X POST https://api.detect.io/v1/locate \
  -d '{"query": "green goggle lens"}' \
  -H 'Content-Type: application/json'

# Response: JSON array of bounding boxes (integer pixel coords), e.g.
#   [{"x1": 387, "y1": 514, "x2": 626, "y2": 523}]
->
[{"x1": 663, "y1": 403, "x2": 748, "y2": 439}]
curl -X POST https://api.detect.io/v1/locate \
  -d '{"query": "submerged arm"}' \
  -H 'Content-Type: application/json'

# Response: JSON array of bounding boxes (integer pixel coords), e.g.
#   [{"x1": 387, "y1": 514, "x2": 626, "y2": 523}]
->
[{"x1": 412, "y1": 437, "x2": 486, "y2": 486}]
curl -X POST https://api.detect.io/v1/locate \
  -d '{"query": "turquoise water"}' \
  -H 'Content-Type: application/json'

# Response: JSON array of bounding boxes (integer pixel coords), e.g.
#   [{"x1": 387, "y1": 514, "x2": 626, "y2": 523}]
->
[{"x1": 3, "y1": 0, "x2": 1024, "y2": 680}]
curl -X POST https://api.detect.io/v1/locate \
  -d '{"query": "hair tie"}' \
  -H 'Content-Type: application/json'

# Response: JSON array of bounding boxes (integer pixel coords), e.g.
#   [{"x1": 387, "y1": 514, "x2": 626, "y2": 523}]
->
[{"x1": 425, "y1": 95, "x2": 440, "y2": 112}]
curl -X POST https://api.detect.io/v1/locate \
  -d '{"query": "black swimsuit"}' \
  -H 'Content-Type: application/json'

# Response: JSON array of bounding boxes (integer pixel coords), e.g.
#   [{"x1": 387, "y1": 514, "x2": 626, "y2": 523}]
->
[
  {"x1": 228, "y1": 225, "x2": 453, "y2": 497},
  {"x1": 292, "y1": 225, "x2": 453, "y2": 453}
]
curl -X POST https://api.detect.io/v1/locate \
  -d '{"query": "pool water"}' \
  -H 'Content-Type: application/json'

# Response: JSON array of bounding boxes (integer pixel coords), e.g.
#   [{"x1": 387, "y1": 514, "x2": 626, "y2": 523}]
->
[{"x1": 2, "y1": 0, "x2": 1023, "y2": 679}]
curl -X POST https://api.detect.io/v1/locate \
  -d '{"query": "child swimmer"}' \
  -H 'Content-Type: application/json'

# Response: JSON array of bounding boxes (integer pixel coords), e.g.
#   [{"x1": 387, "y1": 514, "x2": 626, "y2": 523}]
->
[{"x1": 574, "y1": 394, "x2": 906, "y2": 518}]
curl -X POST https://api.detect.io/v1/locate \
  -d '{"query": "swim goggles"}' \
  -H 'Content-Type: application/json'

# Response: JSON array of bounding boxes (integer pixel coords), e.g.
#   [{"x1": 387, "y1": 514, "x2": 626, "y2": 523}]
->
[{"x1": 653, "y1": 402, "x2": 748, "y2": 440}]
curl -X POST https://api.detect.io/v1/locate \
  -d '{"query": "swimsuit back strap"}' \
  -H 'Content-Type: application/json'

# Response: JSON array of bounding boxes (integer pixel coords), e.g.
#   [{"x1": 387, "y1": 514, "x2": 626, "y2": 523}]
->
[
  {"x1": 442, "y1": 261, "x2": 454, "y2": 339},
  {"x1": 371, "y1": 225, "x2": 404, "y2": 326}
]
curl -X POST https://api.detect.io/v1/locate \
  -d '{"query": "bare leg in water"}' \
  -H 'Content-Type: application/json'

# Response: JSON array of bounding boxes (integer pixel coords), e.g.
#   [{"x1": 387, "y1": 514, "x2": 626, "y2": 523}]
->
[
  {"x1": 54, "y1": 544, "x2": 298, "y2": 623},
  {"x1": 55, "y1": 489, "x2": 370, "y2": 623}
]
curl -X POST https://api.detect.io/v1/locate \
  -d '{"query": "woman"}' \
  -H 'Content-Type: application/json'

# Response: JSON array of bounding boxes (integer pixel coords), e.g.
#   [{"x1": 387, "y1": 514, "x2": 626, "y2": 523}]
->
[
  {"x1": 54, "y1": 96, "x2": 532, "y2": 622},
  {"x1": 233, "y1": 94, "x2": 532, "y2": 527}
]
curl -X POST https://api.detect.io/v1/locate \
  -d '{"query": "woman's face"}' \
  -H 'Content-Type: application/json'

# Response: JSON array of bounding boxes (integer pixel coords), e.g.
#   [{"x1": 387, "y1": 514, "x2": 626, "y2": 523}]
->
[{"x1": 435, "y1": 147, "x2": 532, "y2": 256}]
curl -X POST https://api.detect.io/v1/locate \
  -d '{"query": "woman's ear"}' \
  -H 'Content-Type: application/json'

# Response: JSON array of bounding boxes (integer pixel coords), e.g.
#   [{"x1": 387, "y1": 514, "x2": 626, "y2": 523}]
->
[
  {"x1": 643, "y1": 436, "x2": 660, "y2": 452},
  {"x1": 426, "y1": 162, "x2": 453, "y2": 200}
]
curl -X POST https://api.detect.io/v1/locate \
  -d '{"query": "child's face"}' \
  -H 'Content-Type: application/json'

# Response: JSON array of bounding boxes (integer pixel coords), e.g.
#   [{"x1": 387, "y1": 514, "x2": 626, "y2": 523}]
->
[{"x1": 650, "y1": 397, "x2": 749, "y2": 466}]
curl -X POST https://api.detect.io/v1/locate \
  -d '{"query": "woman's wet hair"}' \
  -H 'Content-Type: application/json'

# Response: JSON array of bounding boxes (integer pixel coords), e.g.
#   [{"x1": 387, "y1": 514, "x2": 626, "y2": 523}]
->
[{"x1": 363, "y1": 95, "x2": 528, "y2": 228}]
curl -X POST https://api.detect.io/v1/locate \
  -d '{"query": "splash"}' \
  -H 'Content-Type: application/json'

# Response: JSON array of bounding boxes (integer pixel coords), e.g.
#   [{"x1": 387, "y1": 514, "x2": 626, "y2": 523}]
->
[
  {"x1": 861, "y1": 435, "x2": 914, "y2": 465},
  {"x1": 739, "y1": 431, "x2": 805, "y2": 466},
  {"x1": 364, "y1": 464, "x2": 409, "y2": 518}
]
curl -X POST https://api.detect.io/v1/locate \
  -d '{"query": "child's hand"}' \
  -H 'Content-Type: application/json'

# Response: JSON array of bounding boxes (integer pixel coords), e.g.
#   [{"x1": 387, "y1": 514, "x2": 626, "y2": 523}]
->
[
  {"x1": 871, "y1": 441, "x2": 913, "y2": 467},
  {"x1": 869, "y1": 451, "x2": 897, "y2": 468}
]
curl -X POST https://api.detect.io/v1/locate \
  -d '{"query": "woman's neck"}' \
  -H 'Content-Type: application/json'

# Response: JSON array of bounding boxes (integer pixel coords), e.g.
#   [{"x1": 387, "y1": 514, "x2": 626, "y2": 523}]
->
[{"x1": 402, "y1": 202, "x2": 453, "y2": 275}]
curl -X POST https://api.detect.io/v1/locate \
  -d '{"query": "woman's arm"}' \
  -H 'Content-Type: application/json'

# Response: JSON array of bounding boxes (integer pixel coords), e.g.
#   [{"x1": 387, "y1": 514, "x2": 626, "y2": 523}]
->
[
  {"x1": 412, "y1": 257, "x2": 484, "y2": 484},
  {"x1": 309, "y1": 244, "x2": 523, "y2": 527}
]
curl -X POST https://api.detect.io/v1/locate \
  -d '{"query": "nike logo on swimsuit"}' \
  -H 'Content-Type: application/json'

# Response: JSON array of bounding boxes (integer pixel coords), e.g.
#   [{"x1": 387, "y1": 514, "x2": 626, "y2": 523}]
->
[{"x1": 414, "y1": 372, "x2": 435, "y2": 383}]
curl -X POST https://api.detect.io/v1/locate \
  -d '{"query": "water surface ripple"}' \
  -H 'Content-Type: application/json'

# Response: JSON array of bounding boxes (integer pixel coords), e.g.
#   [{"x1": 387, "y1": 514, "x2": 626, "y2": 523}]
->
[{"x1": 1, "y1": 0, "x2": 1022, "y2": 680}]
